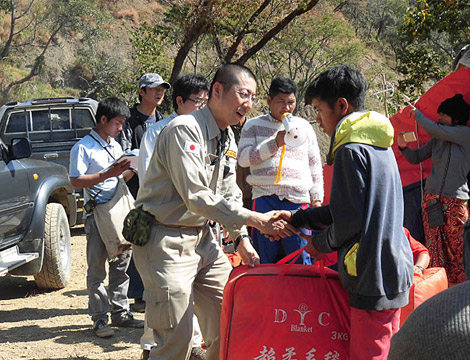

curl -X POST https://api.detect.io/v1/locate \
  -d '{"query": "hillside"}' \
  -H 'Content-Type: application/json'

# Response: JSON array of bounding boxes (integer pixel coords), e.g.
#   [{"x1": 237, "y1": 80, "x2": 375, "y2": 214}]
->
[{"x1": 0, "y1": 0, "x2": 404, "y2": 117}]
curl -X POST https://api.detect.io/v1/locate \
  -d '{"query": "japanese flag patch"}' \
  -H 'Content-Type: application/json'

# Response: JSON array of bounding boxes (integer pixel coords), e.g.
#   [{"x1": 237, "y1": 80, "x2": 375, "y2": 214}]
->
[{"x1": 184, "y1": 141, "x2": 200, "y2": 153}]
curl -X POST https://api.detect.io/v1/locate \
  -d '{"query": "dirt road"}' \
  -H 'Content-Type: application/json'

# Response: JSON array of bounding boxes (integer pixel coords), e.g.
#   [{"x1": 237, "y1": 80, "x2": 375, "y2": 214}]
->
[{"x1": 0, "y1": 225, "x2": 144, "y2": 360}]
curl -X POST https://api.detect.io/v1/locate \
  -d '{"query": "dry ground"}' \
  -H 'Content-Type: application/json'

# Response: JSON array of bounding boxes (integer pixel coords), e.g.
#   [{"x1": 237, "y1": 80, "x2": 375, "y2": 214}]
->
[
  {"x1": 0, "y1": 225, "x2": 144, "y2": 360},
  {"x1": 0, "y1": 124, "x2": 329, "y2": 360}
]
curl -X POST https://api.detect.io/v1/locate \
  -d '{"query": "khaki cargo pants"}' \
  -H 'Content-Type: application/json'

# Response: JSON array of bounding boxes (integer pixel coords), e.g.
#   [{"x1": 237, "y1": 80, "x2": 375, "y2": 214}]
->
[{"x1": 132, "y1": 222, "x2": 232, "y2": 360}]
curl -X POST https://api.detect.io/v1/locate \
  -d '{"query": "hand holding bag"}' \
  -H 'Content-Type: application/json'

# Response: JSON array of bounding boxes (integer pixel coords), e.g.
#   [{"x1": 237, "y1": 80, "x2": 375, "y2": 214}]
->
[{"x1": 93, "y1": 177, "x2": 134, "y2": 260}]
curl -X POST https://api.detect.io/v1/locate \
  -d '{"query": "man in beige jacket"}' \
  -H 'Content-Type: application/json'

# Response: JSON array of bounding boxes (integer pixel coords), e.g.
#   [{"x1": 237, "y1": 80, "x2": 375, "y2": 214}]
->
[{"x1": 133, "y1": 64, "x2": 290, "y2": 360}]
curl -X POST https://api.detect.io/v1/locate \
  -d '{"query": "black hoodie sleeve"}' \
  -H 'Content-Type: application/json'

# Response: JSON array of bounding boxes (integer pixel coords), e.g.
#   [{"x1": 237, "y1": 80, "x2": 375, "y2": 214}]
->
[
  {"x1": 311, "y1": 145, "x2": 366, "y2": 253},
  {"x1": 291, "y1": 205, "x2": 332, "y2": 230}
]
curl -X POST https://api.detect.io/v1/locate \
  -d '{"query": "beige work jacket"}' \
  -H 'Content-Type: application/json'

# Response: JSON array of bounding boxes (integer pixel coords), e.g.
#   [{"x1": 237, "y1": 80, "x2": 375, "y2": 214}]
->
[{"x1": 136, "y1": 106, "x2": 250, "y2": 240}]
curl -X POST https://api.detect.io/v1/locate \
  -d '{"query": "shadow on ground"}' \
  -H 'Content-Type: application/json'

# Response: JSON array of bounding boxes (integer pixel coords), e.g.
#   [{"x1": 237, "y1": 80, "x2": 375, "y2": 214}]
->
[{"x1": 0, "y1": 322, "x2": 142, "y2": 358}]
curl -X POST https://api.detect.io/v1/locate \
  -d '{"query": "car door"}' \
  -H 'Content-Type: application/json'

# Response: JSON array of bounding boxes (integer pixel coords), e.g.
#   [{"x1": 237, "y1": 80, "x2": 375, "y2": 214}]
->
[{"x1": 0, "y1": 138, "x2": 33, "y2": 248}]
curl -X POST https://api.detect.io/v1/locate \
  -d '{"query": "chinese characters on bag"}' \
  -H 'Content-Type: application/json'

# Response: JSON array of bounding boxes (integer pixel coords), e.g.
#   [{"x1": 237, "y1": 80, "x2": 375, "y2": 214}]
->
[{"x1": 254, "y1": 346, "x2": 341, "y2": 360}]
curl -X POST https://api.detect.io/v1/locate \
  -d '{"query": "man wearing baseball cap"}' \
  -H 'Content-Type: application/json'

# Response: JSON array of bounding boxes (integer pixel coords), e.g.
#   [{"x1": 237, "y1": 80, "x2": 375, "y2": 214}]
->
[
  {"x1": 116, "y1": 72, "x2": 171, "y2": 314},
  {"x1": 118, "y1": 73, "x2": 171, "y2": 162}
]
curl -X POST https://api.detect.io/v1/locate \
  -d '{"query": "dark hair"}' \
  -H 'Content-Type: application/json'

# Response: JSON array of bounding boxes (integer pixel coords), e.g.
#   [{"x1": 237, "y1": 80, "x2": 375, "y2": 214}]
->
[
  {"x1": 305, "y1": 64, "x2": 367, "y2": 110},
  {"x1": 138, "y1": 87, "x2": 147, "y2": 103},
  {"x1": 172, "y1": 74, "x2": 210, "y2": 110},
  {"x1": 209, "y1": 63, "x2": 257, "y2": 98},
  {"x1": 95, "y1": 97, "x2": 130, "y2": 122},
  {"x1": 437, "y1": 94, "x2": 470, "y2": 126},
  {"x1": 269, "y1": 77, "x2": 298, "y2": 98}
]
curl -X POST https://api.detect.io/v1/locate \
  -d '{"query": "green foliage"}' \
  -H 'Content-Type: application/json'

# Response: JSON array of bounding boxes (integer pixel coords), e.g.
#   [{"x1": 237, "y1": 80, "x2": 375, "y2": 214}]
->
[
  {"x1": 0, "y1": 0, "x2": 110, "y2": 99},
  {"x1": 0, "y1": 0, "x2": 10, "y2": 11},
  {"x1": 250, "y1": 4, "x2": 366, "y2": 106},
  {"x1": 339, "y1": 0, "x2": 408, "y2": 44},
  {"x1": 125, "y1": 21, "x2": 175, "y2": 109},
  {"x1": 155, "y1": 2, "x2": 194, "y2": 46},
  {"x1": 0, "y1": 63, "x2": 79, "y2": 102},
  {"x1": 0, "y1": 0, "x2": 417, "y2": 113},
  {"x1": 396, "y1": 46, "x2": 446, "y2": 95},
  {"x1": 403, "y1": 0, "x2": 468, "y2": 39},
  {"x1": 68, "y1": 48, "x2": 125, "y2": 100},
  {"x1": 397, "y1": 0, "x2": 470, "y2": 96},
  {"x1": 129, "y1": 22, "x2": 172, "y2": 79}
]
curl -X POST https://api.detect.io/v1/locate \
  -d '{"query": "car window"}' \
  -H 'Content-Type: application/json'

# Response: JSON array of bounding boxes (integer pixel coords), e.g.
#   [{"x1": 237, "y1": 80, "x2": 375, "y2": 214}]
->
[
  {"x1": 5, "y1": 111, "x2": 30, "y2": 134},
  {"x1": 51, "y1": 109, "x2": 71, "y2": 130},
  {"x1": 73, "y1": 109, "x2": 94, "y2": 129},
  {"x1": 3, "y1": 104, "x2": 95, "y2": 143},
  {"x1": 32, "y1": 110, "x2": 50, "y2": 132}
]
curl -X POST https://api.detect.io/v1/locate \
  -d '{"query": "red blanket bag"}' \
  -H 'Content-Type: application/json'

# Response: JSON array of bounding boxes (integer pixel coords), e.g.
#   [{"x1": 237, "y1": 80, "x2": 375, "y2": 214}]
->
[
  {"x1": 220, "y1": 248, "x2": 350, "y2": 360},
  {"x1": 400, "y1": 267, "x2": 448, "y2": 326}
]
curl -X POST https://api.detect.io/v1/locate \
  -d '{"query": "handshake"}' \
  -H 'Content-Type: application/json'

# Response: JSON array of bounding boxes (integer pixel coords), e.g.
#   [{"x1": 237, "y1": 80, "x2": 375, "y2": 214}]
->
[{"x1": 241, "y1": 209, "x2": 325, "y2": 267}]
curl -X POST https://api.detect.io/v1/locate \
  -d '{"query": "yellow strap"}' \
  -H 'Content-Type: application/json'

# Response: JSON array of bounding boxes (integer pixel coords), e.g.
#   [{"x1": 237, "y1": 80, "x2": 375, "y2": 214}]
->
[
  {"x1": 344, "y1": 243, "x2": 359, "y2": 277},
  {"x1": 273, "y1": 145, "x2": 286, "y2": 184}
]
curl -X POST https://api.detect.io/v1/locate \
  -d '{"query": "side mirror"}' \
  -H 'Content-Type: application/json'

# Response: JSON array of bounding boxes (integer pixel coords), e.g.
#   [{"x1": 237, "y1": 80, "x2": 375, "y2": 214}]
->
[{"x1": 9, "y1": 137, "x2": 32, "y2": 160}]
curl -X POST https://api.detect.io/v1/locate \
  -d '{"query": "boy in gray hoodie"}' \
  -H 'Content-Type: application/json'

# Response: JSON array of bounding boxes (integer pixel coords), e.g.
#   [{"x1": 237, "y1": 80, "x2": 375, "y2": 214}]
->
[{"x1": 277, "y1": 65, "x2": 413, "y2": 360}]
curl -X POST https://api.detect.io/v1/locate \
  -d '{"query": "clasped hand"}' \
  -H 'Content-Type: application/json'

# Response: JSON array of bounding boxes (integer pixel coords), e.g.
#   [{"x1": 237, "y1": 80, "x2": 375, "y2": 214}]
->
[{"x1": 261, "y1": 210, "x2": 325, "y2": 260}]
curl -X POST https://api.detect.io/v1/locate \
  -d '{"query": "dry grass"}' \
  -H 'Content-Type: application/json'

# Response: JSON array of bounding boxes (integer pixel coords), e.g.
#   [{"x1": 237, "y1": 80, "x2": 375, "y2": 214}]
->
[{"x1": 115, "y1": 8, "x2": 140, "y2": 25}]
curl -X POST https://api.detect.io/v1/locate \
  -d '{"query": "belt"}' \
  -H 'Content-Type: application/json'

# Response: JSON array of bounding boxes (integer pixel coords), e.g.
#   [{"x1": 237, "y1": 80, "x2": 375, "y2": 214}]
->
[{"x1": 153, "y1": 219, "x2": 209, "y2": 233}]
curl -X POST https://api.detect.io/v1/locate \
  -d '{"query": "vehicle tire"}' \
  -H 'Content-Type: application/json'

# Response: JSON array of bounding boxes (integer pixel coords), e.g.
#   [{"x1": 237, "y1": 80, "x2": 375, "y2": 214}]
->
[{"x1": 34, "y1": 203, "x2": 72, "y2": 289}]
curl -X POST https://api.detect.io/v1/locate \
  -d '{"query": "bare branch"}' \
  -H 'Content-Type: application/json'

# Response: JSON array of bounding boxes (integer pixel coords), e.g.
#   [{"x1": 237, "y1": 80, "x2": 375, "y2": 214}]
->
[
  {"x1": 333, "y1": 1, "x2": 349, "y2": 12},
  {"x1": 224, "y1": 0, "x2": 271, "y2": 63},
  {"x1": 1, "y1": 0, "x2": 16, "y2": 58},
  {"x1": 234, "y1": 0, "x2": 320, "y2": 65},
  {"x1": 4, "y1": 24, "x2": 62, "y2": 95},
  {"x1": 211, "y1": 27, "x2": 225, "y2": 63},
  {"x1": 15, "y1": 0, "x2": 35, "y2": 20},
  {"x1": 168, "y1": 1, "x2": 215, "y2": 82},
  {"x1": 13, "y1": 16, "x2": 35, "y2": 36}
]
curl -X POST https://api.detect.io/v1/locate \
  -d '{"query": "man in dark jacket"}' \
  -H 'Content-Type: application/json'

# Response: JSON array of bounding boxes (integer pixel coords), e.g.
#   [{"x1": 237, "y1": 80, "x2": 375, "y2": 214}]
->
[
  {"x1": 277, "y1": 65, "x2": 413, "y2": 360},
  {"x1": 116, "y1": 73, "x2": 171, "y2": 313},
  {"x1": 117, "y1": 73, "x2": 171, "y2": 198}
]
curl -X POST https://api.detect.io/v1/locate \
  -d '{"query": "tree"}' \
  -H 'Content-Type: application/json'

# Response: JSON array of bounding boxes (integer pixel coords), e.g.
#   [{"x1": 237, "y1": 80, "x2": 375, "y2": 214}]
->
[
  {"x1": 0, "y1": 0, "x2": 108, "y2": 99},
  {"x1": 396, "y1": 0, "x2": 470, "y2": 95},
  {"x1": 250, "y1": 3, "x2": 365, "y2": 105},
  {"x1": 132, "y1": 0, "x2": 322, "y2": 84}
]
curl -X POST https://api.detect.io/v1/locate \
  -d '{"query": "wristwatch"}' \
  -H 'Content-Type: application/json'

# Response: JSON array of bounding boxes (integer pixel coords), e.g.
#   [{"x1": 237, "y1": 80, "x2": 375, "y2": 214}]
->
[
  {"x1": 415, "y1": 265, "x2": 424, "y2": 273},
  {"x1": 234, "y1": 235, "x2": 252, "y2": 252}
]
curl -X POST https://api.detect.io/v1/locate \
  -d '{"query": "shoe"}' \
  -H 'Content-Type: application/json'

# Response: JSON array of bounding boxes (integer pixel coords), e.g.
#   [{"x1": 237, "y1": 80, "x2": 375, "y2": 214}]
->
[
  {"x1": 189, "y1": 347, "x2": 207, "y2": 360},
  {"x1": 94, "y1": 319, "x2": 114, "y2": 338},
  {"x1": 131, "y1": 298, "x2": 146, "y2": 313},
  {"x1": 111, "y1": 310, "x2": 144, "y2": 328},
  {"x1": 141, "y1": 349, "x2": 150, "y2": 360}
]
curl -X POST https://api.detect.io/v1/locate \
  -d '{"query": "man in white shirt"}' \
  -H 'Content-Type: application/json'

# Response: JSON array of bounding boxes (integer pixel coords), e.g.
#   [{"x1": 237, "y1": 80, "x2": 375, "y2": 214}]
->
[
  {"x1": 138, "y1": 74, "x2": 210, "y2": 360},
  {"x1": 69, "y1": 97, "x2": 144, "y2": 338}
]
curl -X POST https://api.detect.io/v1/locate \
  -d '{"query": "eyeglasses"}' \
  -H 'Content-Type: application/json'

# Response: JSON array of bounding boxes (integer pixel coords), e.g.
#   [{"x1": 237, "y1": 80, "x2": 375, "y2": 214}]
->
[
  {"x1": 186, "y1": 98, "x2": 208, "y2": 107},
  {"x1": 234, "y1": 89, "x2": 260, "y2": 106}
]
